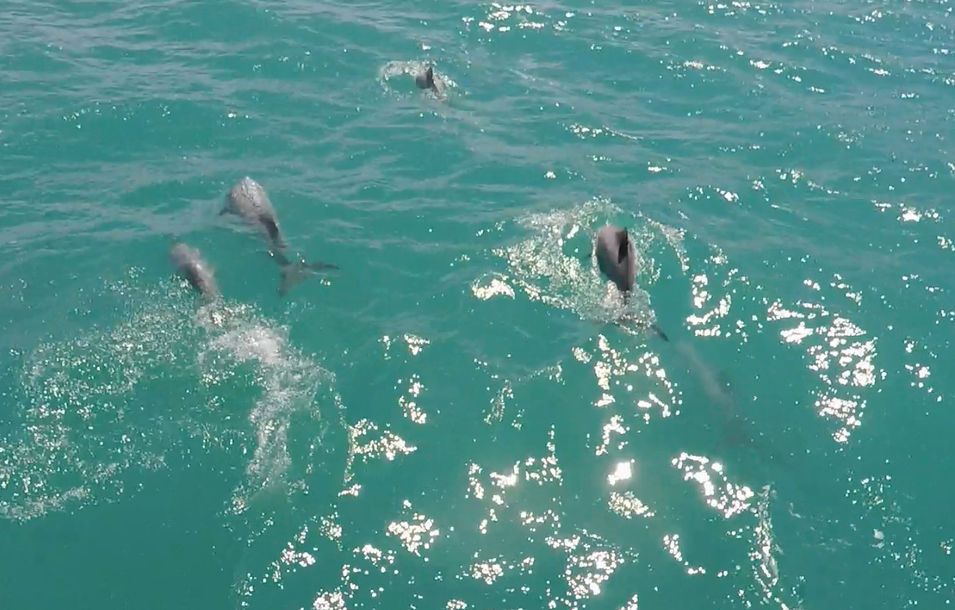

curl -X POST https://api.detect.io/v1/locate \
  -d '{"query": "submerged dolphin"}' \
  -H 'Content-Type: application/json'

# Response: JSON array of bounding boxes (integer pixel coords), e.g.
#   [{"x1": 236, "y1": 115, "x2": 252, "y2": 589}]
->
[
  {"x1": 594, "y1": 224, "x2": 668, "y2": 341},
  {"x1": 222, "y1": 177, "x2": 338, "y2": 294},
  {"x1": 415, "y1": 65, "x2": 444, "y2": 97},
  {"x1": 170, "y1": 242, "x2": 219, "y2": 299}
]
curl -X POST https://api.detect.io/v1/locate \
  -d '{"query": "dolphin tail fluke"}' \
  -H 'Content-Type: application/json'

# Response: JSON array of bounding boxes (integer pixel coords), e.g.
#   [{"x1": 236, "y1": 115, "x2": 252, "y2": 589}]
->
[{"x1": 278, "y1": 261, "x2": 339, "y2": 296}]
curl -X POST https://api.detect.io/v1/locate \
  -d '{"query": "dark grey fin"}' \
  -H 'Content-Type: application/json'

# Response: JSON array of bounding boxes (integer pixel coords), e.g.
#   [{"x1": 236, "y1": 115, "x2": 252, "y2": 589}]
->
[
  {"x1": 219, "y1": 207, "x2": 230, "y2": 216},
  {"x1": 278, "y1": 261, "x2": 339, "y2": 296},
  {"x1": 259, "y1": 214, "x2": 286, "y2": 248},
  {"x1": 650, "y1": 322, "x2": 670, "y2": 342},
  {"x1": 415, "y1": 66, "x2": 433, "y2": 89},
  {"x1": 615, "y1": 315, "x2": 670, "y2": 342},
  {"x1": 617, "y1": 228, "x2": 630, "y2": 264}
]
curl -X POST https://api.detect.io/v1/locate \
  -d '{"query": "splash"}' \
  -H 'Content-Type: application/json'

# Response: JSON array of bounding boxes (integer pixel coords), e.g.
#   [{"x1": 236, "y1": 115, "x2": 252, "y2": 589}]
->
[
  {"x1": 0, "y1": 271, "x2": 344, "y2": 526},
  {"x1": 0, "y1": 277, "x2": 200, "y2": 521},
  {"x1": 194, "y1": 300, "x2": 340, "y2": 517},
  {"x1": 378, "y1": 60, "x2": 456, "y2": 96},
  {"x1": 482, "y1": 199, "x2": 662, "y2": 331}
]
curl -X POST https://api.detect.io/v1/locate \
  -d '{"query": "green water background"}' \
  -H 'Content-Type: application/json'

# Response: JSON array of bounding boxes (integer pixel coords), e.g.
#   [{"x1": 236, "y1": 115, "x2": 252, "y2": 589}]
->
[{"x1": 1, "y1": 1, "x2": 954, "y2": 608}]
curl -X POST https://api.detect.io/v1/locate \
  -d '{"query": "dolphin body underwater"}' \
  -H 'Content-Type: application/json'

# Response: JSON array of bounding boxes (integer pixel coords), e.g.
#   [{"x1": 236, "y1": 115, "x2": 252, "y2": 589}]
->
[
  {"x1": 222, "y1": 177, "x2": 338, "y2": 295},
  {"x1": 595, "y1": 230, "x2": 756, "y2": 458},
  {"x1": 594, "y1": 224, "x2": 669, "y2": 341},
  {"x1": 170, "y1": 242, "x2": 219, "y2": 299}
]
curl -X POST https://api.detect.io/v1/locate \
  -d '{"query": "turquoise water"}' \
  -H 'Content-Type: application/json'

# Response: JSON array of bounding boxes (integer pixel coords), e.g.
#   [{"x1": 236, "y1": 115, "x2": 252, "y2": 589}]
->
[{"x1": 1, "y1": 1, "x2": 954, "y2": 608}]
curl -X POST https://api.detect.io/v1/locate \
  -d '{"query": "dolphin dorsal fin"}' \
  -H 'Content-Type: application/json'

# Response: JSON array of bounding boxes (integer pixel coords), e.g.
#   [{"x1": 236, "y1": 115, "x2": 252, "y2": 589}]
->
[
  {"x1": 426, "y1": 66, "x2": 435, "y2": 88},
  {"x1": 617, "y1": 228, "x2": 629, "y2": 264}
]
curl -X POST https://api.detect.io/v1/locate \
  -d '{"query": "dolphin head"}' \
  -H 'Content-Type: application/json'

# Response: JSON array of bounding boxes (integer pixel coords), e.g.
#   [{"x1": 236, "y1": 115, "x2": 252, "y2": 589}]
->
[
  {"x1": 169, "y1": 242, "x2": 220, "y2": 298},
  {"x1": 169, "y1": 242, "x2": 197, "y2": 267}
]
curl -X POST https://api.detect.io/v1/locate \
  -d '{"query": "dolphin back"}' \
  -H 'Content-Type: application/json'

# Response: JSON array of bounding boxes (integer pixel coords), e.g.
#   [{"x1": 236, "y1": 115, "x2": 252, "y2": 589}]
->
[
  {"x1": 225, "y1": 177, "x2": 286, "y2": 248},
  {"x1": 596, "y1": 224, "x2": 666, "y2": 340},
  {"x1": 595, "y1": 224, "x2": 636, "y2": 292}
]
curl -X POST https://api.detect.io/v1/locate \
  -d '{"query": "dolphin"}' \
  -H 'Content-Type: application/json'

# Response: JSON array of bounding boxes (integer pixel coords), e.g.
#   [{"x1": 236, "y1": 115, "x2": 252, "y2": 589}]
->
[
  {"x1": 415, "y1": 65, "x2": 443, "y2": 97},
  {"x1": 594, "y1": 224, "x2": 668, "y2": 341},
  {"x1": 222, "y1": 176, "x2": 338, "y2": 295},
  {"x1": 170, "y1": 242, "x2": 219, "y2": 299}
]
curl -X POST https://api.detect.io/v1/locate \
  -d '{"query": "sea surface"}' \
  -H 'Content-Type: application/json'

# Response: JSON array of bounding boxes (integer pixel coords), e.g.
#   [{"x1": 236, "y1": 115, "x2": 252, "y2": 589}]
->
[{"x1": 1, "y1": 1, "x2": 954, "y2": 609}]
